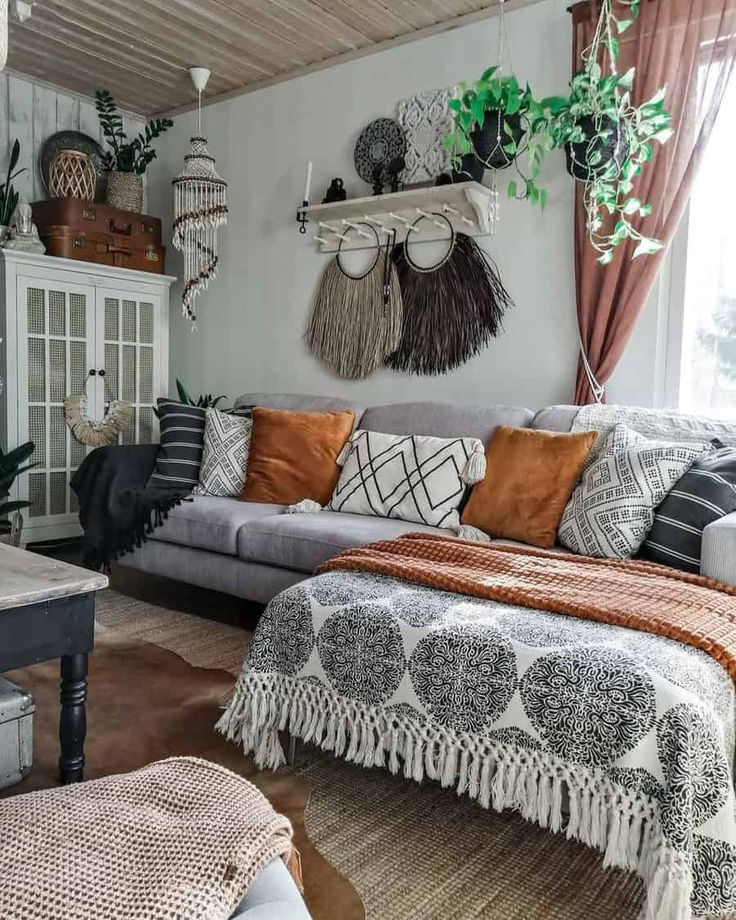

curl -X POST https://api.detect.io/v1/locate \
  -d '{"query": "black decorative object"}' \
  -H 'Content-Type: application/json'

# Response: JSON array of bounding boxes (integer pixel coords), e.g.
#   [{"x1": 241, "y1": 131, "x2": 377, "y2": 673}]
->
[
  {"x1": 371, "y1": 164, "x2": 384, "y2": 197},
  {"x1": 296, "y1": 201, "x2": 309, "y2": 234},
  {"x1": 435, "y1": 173, "x2": 452, "y2": 186},
  {"x1": 386, "y1": 155, "x2": 405, "y2": 193},
  {"x1": 354, "y1": 118, "x2": 406, "y2": 189},
  {"x1": 387, "y1": 213, "x2": 513, "y2": 375},
  {"x1": 322, "y1": 178, "x2": 347, "y2": 203},
  {"x1": 451, "y1": 153, "x2": 485, "y2": 184}
]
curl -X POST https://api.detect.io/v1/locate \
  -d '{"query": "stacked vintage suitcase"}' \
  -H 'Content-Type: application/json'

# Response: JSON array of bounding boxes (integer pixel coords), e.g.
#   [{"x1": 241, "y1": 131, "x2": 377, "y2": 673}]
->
[
  {"x1": 0, "y1": 676, "x2": 34, "y2": 789},
  {"x1": 31, "y1": 198, "x2": 166, "y2": 274}
]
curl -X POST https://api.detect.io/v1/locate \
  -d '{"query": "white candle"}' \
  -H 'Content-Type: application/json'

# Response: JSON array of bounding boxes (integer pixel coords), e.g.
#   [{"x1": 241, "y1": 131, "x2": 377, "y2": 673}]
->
[{"x1": 303, "y1": 160, "x2": 313, "y2": 204}]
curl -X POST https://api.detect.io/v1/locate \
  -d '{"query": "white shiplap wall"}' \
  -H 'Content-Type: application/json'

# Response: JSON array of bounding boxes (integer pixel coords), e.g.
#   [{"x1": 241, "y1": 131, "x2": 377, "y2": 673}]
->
[{"x1": 0, "y1": 72, "x2": 145, "y2": 203}]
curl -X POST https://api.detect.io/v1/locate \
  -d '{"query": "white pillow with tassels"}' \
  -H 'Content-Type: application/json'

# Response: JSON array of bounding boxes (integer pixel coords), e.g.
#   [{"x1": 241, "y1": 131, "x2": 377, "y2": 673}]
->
[{"x1": 307, "y1": 429, "x2": 487, "y2": 530}]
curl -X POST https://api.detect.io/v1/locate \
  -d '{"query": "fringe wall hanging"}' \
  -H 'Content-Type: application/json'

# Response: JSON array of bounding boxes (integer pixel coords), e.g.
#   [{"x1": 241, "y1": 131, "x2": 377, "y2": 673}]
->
[
  {"x1": 172, "y1": 68, "x2": 228, "y2": 330},
  {"x1": 305, "y1": 223, "x2": 403, "y2": 379},
  {"x1": 387, "y1": 213, "x2": 514, "y2": 375}
]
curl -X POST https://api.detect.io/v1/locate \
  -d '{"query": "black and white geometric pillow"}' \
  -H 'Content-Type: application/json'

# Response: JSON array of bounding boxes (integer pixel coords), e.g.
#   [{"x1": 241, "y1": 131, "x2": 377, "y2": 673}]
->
[
  {"x1": 328, "y1": 429, "x2": 486, "y2": 529},
  {"x1": 557, "y1": 424, "x2": 709, "y2": 559},
  {"x1": 639, "y1": 442, "x2": 736, "y2": 573},
  {"x1": 193, "y1": 409, "x2": 253, "y2": 497}
]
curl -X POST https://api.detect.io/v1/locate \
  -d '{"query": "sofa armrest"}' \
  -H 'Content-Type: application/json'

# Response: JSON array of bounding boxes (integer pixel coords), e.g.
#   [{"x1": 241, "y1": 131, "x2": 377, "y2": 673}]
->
[{"x1": 701, "y1": 512, "x2": 736, "y2": 586}]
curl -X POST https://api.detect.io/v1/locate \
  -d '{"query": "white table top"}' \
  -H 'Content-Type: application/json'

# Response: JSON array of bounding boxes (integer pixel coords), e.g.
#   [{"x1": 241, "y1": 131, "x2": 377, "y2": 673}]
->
[{"x1": 0, "y1": 544, "x2": 108, "y2": 610}]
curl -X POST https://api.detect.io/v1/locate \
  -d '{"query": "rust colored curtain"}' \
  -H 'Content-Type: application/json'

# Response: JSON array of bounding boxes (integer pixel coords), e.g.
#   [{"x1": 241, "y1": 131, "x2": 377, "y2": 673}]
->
[{"x1": 572, "y1": 0, "x2": 736, "y2": 404}]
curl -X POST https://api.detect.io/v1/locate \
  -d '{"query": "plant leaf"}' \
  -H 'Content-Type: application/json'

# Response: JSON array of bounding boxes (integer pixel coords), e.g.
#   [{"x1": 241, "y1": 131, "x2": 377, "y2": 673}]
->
[{"x1": 633, "y1": 237, "x2": 665, "y2": 258}]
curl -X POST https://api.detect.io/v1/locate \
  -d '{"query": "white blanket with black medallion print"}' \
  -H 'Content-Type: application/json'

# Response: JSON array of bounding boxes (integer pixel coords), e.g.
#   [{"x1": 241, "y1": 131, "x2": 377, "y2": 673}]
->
[{"x1": 218, "y1": 571, "x2": 736, "y2": 920}]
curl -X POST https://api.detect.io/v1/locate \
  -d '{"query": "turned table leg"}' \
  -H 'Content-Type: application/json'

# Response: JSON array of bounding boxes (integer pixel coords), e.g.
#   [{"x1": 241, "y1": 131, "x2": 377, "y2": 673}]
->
[{"x1": 59, "y1": 652, "x2": 88, "y2": 784}]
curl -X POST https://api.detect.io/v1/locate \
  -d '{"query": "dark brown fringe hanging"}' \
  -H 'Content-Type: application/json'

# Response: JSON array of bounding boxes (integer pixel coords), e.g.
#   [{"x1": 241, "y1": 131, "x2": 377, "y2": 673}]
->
[{"x1": 387, "y1": 233, "x2": 514, "y2": 376}]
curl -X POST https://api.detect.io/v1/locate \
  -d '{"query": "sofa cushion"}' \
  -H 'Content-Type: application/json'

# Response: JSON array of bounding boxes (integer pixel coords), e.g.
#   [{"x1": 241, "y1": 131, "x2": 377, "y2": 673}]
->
[
  {"x1": 531, "y1": 405, "x2": 578, "y2": 433},
  {"x1": 234, "y1": 392, "x2": 365, "y2": 419},
  {"x1": 237, "y1": 509, "x2": 443, "y2": 573},
  {"x1": 359, "y1": 401, "x2": 533, "y2": 444},
  {"x1": 149, "y1": 495, "x2": 286, "y2": 555}
]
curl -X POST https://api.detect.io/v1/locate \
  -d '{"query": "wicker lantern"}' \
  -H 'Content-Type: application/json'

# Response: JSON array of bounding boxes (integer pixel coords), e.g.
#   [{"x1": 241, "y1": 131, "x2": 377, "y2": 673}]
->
[
  {"x1": 49, "y1": 149, "x2": 96, "y2": 201},
  {"x1": 172, "y1": 68, "x2": 228, "y2": 329}
]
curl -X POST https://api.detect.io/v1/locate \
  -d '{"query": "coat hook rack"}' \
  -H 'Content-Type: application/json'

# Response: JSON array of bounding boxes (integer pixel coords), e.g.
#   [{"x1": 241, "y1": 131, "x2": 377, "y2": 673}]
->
[{"x1": 297, "y1": 181, "x2": 494, "y2": 252}]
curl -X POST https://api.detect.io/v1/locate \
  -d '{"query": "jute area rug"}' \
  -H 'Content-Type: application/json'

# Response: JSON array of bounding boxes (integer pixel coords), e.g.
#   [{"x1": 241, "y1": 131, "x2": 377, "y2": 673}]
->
[{"x1": 93, "y1": 588, "x2": 646, "y2": 920}]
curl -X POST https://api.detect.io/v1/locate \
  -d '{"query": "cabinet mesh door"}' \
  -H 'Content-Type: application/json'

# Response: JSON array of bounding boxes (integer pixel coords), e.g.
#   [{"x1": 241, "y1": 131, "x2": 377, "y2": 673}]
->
[
  {"x1": 25, "y1": 287, "x2": 89, "y2": 518},
  {"x1": 103, "y1": 297, "x2": 155, "y2": 445}
]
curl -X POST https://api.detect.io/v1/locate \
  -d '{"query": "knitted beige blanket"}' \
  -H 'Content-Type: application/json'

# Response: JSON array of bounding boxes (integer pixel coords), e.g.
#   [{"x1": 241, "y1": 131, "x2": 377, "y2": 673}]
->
[{"x1": 0, "y1": 757, "x2": 299, "y2": 920}]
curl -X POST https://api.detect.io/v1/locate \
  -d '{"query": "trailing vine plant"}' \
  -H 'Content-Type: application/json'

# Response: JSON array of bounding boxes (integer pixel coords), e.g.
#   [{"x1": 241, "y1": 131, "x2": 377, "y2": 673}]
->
[
  {"x1": 95, "y1": 90, "x2": 174, "y2": 175},
  {"x1": 542, "y1": 0, "x2": 672, "y2": 263}
]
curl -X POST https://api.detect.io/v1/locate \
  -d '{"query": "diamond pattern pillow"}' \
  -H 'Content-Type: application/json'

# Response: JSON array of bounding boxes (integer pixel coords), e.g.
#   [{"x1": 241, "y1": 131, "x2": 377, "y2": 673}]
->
[
  {"x1": 328, "y1": 429, "x2": 486, "y2": 529},
  {"x1": 193, "y1": 408, "x2": 252, "y2": 497},
  {"x1": 557, "y1": 424, "x2": 709, "y2": 559}
]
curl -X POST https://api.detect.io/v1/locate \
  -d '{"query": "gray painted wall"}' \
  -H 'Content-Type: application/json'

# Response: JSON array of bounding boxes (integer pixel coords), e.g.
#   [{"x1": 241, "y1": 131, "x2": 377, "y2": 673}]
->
[{"x1": 146, "y1": 0, "x2": 661, "y2": 411}]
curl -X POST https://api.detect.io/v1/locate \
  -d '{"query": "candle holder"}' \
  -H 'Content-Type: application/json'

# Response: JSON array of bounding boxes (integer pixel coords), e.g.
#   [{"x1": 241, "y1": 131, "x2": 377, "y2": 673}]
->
[{"x1": 296, "y1": 200, "x2": 309, "y2": 234}]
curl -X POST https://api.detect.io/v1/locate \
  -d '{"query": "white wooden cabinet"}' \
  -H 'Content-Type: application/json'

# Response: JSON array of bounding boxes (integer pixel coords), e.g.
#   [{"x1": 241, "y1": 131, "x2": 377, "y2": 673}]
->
[{"x1": 0, "y1": 251, "x2": 174, "y2": 544}]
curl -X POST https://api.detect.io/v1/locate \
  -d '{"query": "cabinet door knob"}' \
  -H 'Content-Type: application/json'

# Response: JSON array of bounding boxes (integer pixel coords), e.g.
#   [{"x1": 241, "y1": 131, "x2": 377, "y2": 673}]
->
[
  {"x1": 98, "y1": 369, "x2": 106, "y2": 377},
  {"x1": 88, "y1": 369, "x2": 97, "y2": 376}
]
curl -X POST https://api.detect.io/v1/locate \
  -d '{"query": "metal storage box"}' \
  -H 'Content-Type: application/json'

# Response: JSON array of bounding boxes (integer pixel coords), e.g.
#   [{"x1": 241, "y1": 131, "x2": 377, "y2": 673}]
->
[{"x1": 0, "y1": 676, "x2": 34, "y2": 789}]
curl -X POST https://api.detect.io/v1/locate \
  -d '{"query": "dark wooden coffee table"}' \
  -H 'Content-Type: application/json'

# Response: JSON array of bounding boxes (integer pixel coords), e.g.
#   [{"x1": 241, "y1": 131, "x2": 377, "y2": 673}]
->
[{"x1": 0, "y1": 544, "x2": 107, "y2": 784}]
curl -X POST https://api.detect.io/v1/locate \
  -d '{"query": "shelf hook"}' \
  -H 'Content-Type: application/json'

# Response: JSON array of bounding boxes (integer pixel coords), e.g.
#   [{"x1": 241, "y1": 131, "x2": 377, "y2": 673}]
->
[
  {"x1": 416, "y1": 208, "x2": 447, "y2": 229},
  {"x1": 390, "y1": 212, "x2": 421, "y2": 233},
  {"x1": 342, "y1": 219, "x2": 373, "y2": 240},
  {"x1": 363, "y1": 215, "x2": 391, "y2": 234}
]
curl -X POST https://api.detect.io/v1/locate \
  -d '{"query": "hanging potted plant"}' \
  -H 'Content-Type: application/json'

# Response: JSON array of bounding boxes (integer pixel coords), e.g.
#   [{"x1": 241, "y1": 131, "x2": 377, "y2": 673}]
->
[
  {"x1": 0, "y1": 139, "x2": 26, "y2": 244},
  {"x1": 95, "y1": 90, "x2": 173, "y2": 213},
  {"x1": 444, "y1": 67, "x2": 548, "y2": 205},
  {"x1": 542, "y1": 0, "x2": 672, "y2": 263}
]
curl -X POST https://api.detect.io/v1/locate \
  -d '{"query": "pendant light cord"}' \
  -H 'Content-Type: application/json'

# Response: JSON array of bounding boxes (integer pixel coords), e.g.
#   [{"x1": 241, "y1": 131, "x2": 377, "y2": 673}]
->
[{"x1": 198, "y1": 89, "x2": 202, "y2": 134}]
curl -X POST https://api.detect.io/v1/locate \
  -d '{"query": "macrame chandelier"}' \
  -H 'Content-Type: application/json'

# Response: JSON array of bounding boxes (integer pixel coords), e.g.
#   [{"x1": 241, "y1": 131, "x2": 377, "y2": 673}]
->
[{"x1": 172, "y1": 67, "x2": 228, "y2": 330}]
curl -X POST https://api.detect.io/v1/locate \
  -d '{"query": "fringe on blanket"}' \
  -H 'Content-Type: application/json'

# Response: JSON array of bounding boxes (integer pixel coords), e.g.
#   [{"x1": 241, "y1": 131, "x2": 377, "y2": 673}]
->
[{"x1": 217, "y1": 673, "x2": 693, "y2": 920}]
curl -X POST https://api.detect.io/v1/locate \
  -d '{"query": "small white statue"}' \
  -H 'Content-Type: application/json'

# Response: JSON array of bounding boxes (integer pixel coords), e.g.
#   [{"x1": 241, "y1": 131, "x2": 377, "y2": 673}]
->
[{"x1": 2, "y1": 199, "x2": 45, "y2": 253}]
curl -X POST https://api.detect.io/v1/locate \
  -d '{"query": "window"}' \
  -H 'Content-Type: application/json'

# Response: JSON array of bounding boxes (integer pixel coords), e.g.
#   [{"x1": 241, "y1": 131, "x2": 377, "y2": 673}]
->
[{"x1": 677, "y1": 74, "x2": 736, "y2": 418}]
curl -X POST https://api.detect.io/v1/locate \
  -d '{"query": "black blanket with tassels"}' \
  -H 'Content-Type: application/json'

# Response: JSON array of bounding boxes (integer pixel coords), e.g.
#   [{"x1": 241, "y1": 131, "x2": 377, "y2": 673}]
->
[{"x1": 70, "y1": 444, "x2": 190, "y2": 570}]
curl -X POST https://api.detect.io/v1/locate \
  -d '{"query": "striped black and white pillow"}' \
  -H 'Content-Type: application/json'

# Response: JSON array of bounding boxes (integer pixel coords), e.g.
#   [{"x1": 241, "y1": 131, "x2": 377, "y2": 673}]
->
[
  {"x1": 150, "y1": 399, "x2": 251, "y2": 490},
  {"x1": 639, "y1": 443, "x2": 736, "y2": 573}
]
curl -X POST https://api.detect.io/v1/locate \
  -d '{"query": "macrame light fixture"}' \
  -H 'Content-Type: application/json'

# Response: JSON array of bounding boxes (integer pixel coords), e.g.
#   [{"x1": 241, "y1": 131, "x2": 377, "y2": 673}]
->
[{"x1": 172, "y1": 66, "x2": 228, "y2": 330}]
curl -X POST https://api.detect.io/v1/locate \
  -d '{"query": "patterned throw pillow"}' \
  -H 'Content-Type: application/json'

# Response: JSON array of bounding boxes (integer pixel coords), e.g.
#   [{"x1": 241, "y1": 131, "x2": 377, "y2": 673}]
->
[
  {"x1": 193, "y1": 409, "x2": 253, "y2": 497},
  {"x1": 151, "y1": 399, "x2": 250, "y2": 491},
  {"x1": 328, "y1": 429, "x2": 486, "y2": 529},
  {"x1": 639, "y1": 443, "x2": 736, "y2": 573},
  {"x1": 150, "y1": 400, "x2": 207, "y2": 489},
  {"x1": 557, "y1": 424, "x2": 709, "y2": 559}
]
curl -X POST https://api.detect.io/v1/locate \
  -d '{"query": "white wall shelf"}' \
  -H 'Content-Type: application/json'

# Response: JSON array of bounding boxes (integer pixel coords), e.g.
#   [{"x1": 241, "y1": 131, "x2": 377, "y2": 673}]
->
[{"x1": 298, "y1": 181, "x2": 494, "y2": 252}]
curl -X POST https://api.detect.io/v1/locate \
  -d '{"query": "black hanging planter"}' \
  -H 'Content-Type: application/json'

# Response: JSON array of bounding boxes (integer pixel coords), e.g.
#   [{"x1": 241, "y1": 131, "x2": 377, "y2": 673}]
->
[
  {"x1": 471, "y1": 110, "x2": 524, "y2": 170},
  {"x1": 451, "y1": 153, "x2": 485, "y2": 184},
  {"x1": 565, "y1": 115, "x2": 629, "y2": 181}
]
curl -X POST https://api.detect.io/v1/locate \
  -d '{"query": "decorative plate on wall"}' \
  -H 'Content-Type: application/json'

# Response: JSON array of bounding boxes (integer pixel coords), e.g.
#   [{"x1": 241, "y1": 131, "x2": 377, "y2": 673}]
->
[
  {"x1": 353, "y1": 118, "x2": 406, "y2": 188},
  {"x1": 397, "y1": 88, "x2": 455, "y2": 185},
  {"x1": 40, "y1": 131, "x2": 105, "y2": 195}
]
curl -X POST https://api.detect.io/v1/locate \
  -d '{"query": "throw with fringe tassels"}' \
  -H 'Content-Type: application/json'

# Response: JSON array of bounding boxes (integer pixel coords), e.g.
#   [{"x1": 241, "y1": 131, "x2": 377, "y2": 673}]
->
[
  {"x1": 387, "y1": 215, "x2": 514, "y2": 375},
  {"x1": 305, "y1": 225, "x2": 403, "y2": 379}
]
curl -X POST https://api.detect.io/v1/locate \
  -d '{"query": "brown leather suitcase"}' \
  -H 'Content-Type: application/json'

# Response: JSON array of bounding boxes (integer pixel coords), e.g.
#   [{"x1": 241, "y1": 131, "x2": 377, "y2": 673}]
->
[
  {"x1": 39, "y1": 224, "x2": 166, "y2": 274},
  {"x1": 32, "y1": 197, "x2": 162, "y2": 246}
]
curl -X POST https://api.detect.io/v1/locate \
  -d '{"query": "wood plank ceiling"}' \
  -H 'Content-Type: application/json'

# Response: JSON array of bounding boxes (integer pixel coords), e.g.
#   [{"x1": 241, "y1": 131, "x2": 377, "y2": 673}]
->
[{"x1": 6, "y1": 0, "x2": 502, "y2": 117}]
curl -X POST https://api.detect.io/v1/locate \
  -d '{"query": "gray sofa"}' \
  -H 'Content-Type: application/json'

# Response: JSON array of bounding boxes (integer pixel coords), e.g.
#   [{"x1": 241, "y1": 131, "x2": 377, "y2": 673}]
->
[{"x1": 118, "y1": 393, "x2": 736, "y2": 598}]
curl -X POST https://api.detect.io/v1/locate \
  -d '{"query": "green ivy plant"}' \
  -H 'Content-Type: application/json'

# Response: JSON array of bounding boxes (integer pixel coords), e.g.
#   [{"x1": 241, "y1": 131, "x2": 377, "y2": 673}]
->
[
  {"x1": 0, "y1": 441, "x2": 36, "y2": 534},
  {"x1": 0, "y1": 139, "x2": 26, "y2": 227},
  {"x1": 443, "y1": 68, "x2": 549, "y2": 207},
  {"x1": 95, "y1": 90, "x2": 173, "y2": 175},
  {"x1": 542, "y1": 0, "x2": 672, "y2": 263}
]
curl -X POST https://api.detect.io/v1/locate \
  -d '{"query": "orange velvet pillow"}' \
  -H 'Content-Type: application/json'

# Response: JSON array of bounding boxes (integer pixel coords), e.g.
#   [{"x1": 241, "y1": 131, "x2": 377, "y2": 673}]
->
[
  {"x1": 240, "y1": 407, "x2": 356, "y2": 505},
  {"x1": 461, "y1": 426, "x2": 597, "y2": 548}
]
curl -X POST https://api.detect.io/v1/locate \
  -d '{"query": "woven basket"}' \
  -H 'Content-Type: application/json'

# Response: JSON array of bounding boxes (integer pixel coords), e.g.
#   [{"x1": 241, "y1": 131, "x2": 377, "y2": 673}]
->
[
  {"x1": 105, "y1": 171, "x2": 144, "y2": 212},
  {"x1": 49, "y1": 149, "x2": 96, "y2": 201}
]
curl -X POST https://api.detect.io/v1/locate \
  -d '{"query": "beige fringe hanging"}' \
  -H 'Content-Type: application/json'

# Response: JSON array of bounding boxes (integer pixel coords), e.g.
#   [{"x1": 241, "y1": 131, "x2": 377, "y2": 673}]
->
[{"x1": 305, "y1": 248, "x2": 403, "y2": 379}]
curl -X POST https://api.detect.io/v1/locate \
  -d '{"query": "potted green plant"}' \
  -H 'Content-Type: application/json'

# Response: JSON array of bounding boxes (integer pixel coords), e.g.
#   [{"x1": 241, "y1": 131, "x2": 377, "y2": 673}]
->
[
  {"x1": 95, "y1": 90, "x2": 173, "y2": 213},
  {"x1": 444, "y1": 67, "x2": 548, "y2": 205},
  {"x1": 542, "y1": 1, "x2": 672, "y2": 263},
  {"x1": 0, "y1": 441, "x2": 36, "y2": 546},
  {"x1": 0, "y1": 140, "x2": 26, "y2": 244}
]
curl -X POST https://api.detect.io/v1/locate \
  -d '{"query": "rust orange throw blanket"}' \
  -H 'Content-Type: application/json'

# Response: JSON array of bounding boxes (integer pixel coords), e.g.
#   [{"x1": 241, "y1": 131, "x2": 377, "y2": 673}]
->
[{"x1": 317, "y1": 533, "x2": 736, "y2": 679}]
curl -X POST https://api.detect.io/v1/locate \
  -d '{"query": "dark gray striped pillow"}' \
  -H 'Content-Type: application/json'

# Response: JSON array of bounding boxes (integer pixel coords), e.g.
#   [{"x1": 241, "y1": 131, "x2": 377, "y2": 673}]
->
[
  {"x1": 639, "y1": 444, "x2": 736, "y2": 573},
  {"x1": 151, "y1": 400, "x2": 251, "y2": 490}
]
